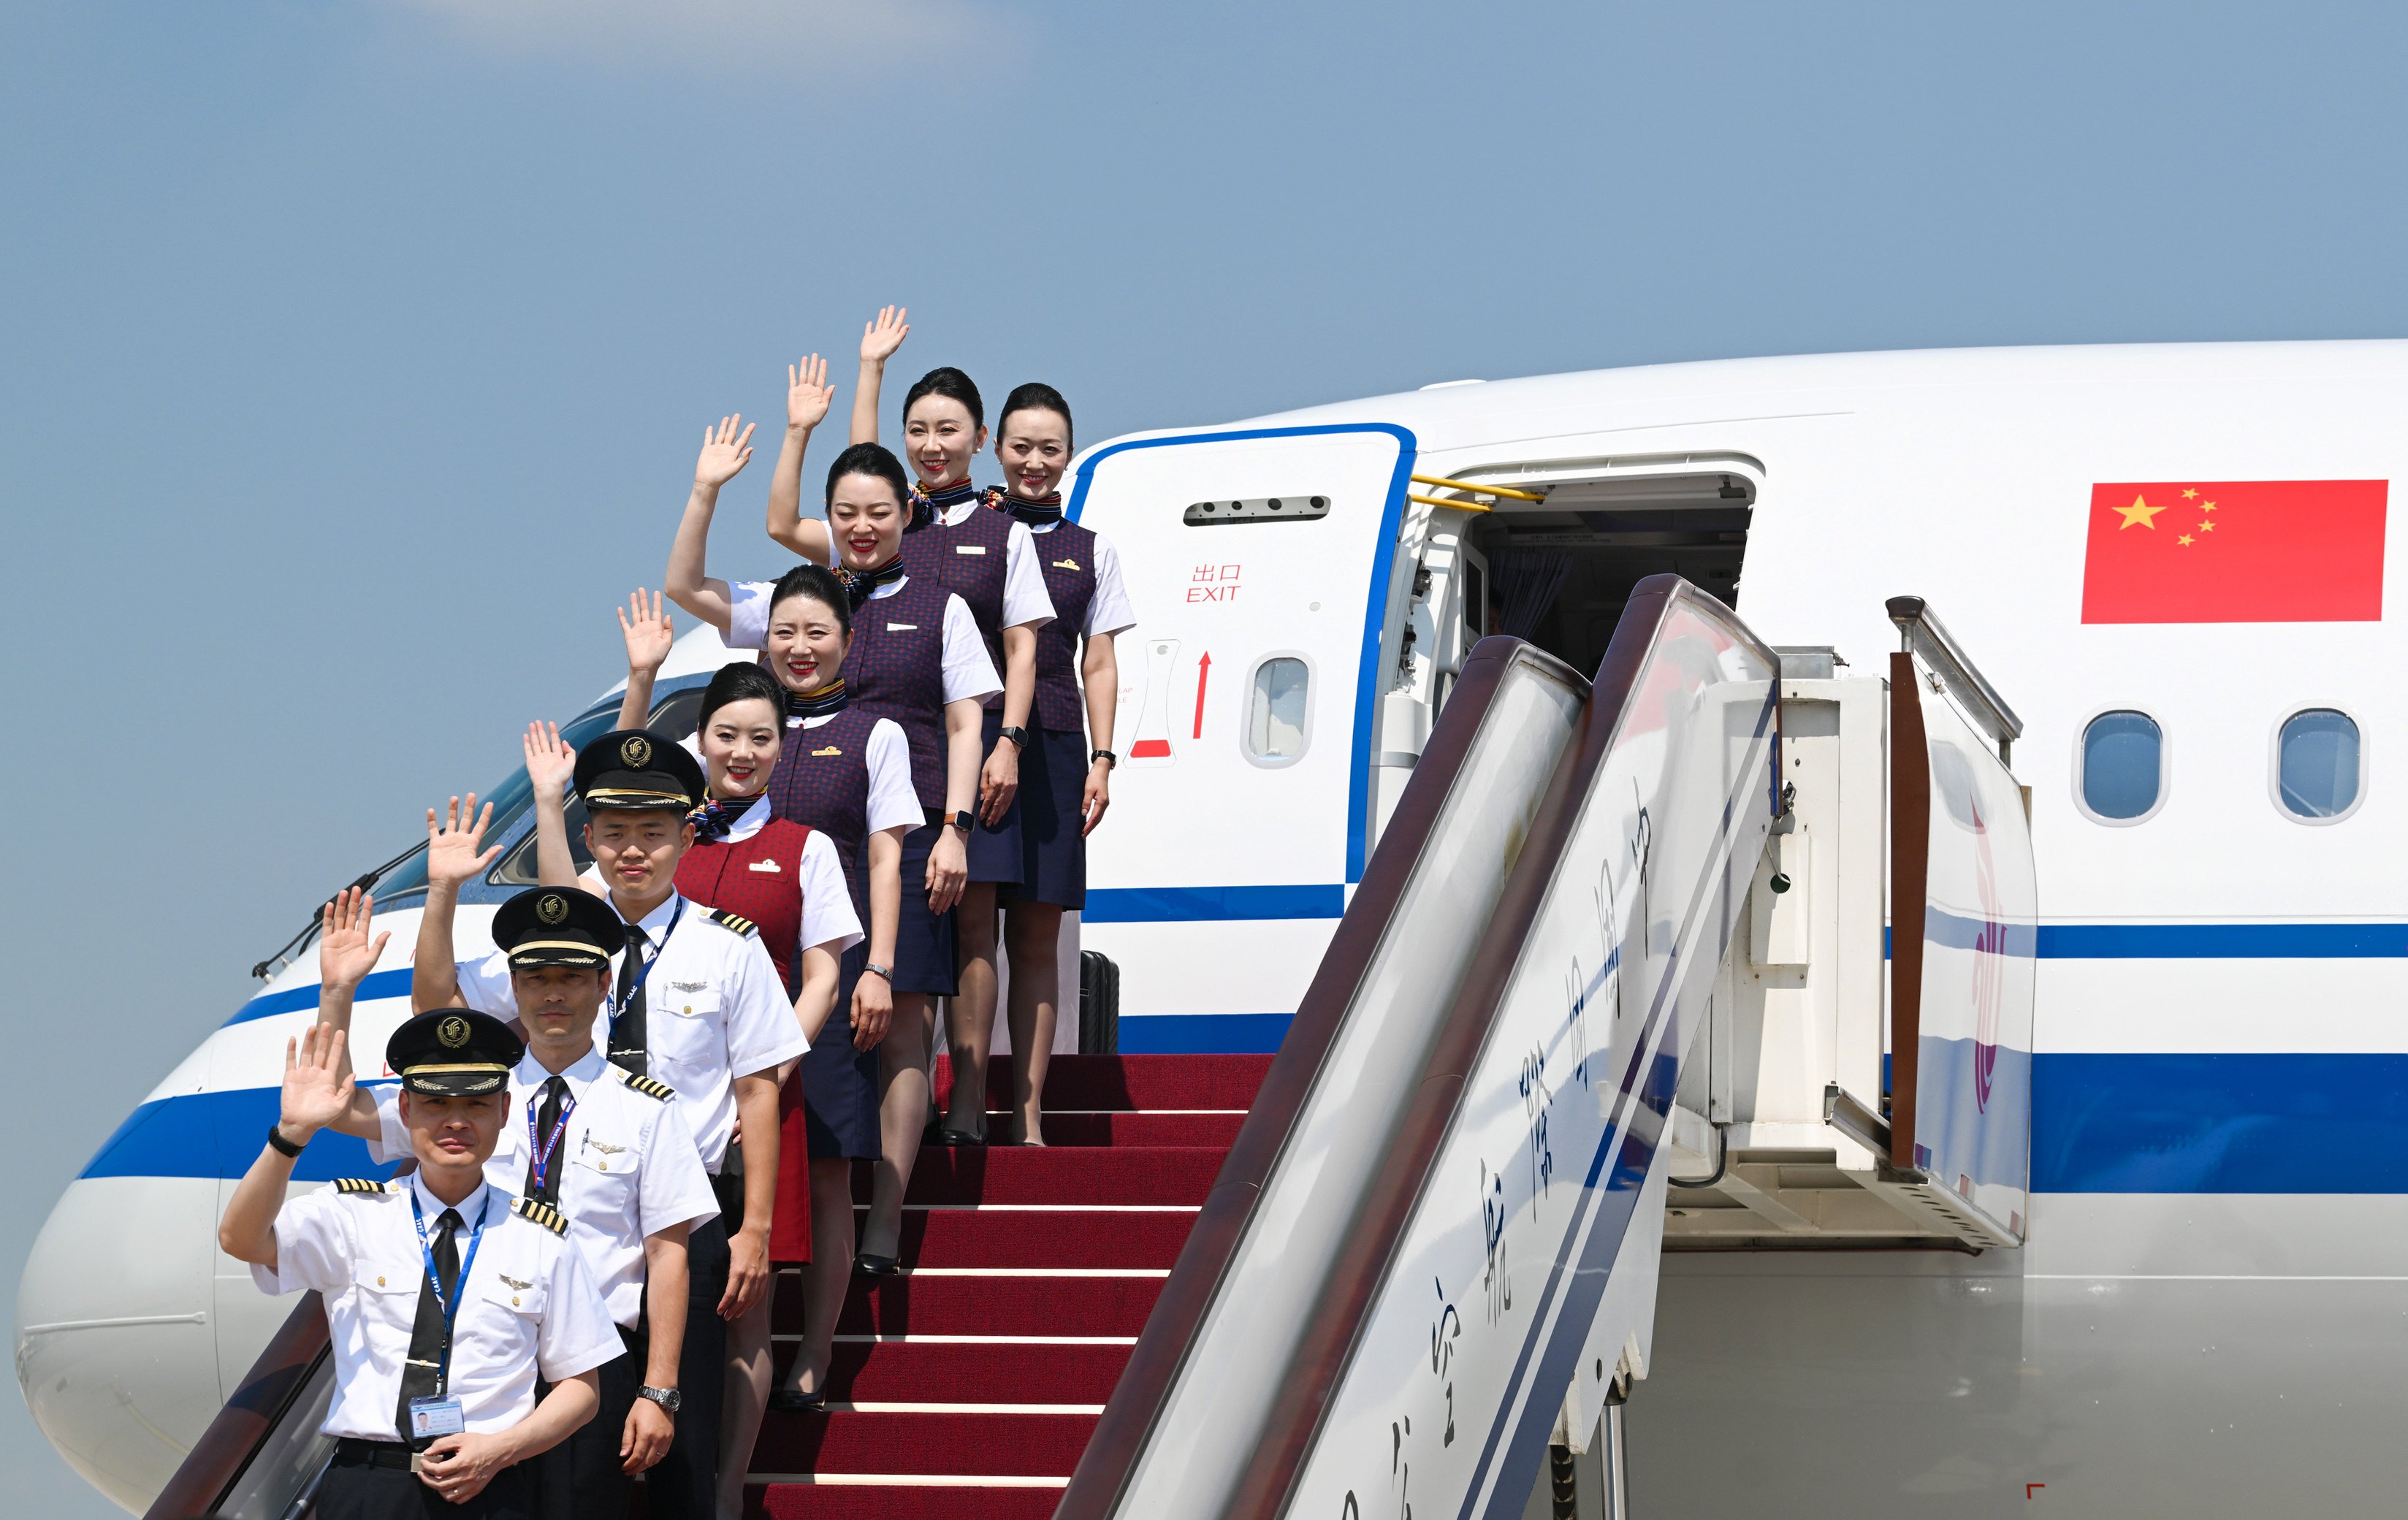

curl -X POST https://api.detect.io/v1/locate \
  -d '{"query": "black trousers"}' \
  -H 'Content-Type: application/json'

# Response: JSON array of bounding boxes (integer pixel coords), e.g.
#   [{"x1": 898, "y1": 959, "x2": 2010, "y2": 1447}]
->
[
  {"x1": 531, "y1": 1328, "x2": 640, "y2": 1519},
  {"x1": 641, "y1": 1195, "x2": 732, "y2": 1519},
  {"x1": 319, "y1": 1443, "x2": 533, "y2": 1519}
]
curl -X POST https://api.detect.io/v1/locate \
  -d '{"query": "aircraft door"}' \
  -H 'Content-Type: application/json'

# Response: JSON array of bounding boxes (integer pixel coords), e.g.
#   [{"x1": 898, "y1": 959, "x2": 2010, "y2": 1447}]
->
[{"x1": 1070, "y1": 424, "x2": 1413, "y2": 909}]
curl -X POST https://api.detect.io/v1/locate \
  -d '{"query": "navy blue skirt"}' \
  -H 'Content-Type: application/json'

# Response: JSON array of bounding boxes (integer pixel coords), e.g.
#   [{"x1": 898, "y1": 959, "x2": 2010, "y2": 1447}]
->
[
  {"x1": 799, "y1": 942, "x2": 883, "y2": 1161},
  {"x1": 965, "y1": 708, "x2": 1026, "y2": 887},
  {"x1": 893, "y1": 820, "x2": 960, "y2": 996},
  {"x1": 998, "y1": 727, "x2": 1089, "y2": 910}
]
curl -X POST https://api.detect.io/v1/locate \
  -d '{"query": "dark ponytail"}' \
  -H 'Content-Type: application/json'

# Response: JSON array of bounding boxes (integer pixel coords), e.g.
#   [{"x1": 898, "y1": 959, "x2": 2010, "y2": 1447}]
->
[
  {"x1": 902, "y1": 367, "x2": 985, "y2": 428},
  {"x1": 697, "y1": 661, "x2": 788, "y2": 728},
  {"x1": 823, "y1": 442, "x2": 910, "y2": 510},
  {"x1": 766, "y1": 560, "x2": 853, "y2": 635}
]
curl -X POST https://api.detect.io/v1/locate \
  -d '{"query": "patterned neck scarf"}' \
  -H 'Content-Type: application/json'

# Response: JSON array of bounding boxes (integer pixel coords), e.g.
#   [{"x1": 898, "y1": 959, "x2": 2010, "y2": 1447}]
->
[
  {"x1": 784, "y1": 677, "x2": 850, "y2": 720},
  {"x1": 835, "y1": 557, "x2": 906, "y2": 608},
  {"x1": 910, "y1": 476, "x2": 980, "y2": 526},
  {"x1": 998, "y1": 489, "x2": 1064, "y2": 526},
  {"x1": 688, "y1": 792, "x2": 761, "y2": 843}
]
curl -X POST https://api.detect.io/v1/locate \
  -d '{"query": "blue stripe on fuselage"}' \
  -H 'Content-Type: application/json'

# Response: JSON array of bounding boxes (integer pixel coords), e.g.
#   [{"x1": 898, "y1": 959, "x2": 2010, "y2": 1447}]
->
[{"x1": 82, "y1": 1085, "x2": 398, "y2": 1182}]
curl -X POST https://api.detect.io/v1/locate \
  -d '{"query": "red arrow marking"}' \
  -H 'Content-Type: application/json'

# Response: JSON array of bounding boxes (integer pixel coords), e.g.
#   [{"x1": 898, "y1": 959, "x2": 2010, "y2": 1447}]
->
[
  {"x1": 1192, "y1": 652, "x2": 1212, "y2": 738},
  {"x1": 2027, "y1": 1483, "x2": 2045, "y2": 1499}
]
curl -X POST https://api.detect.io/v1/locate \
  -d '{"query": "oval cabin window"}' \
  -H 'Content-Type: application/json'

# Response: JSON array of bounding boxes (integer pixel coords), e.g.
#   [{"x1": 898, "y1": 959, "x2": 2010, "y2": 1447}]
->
[
  {"x1": 1246, "y1": 656, "x2": 1312, "y2": 765},
  {"x1": 2276, "y1": 709, "x2": 2361, "y2": 820},
  {"x1": 2079, "y1": 711, "x2": 2163, "y2": 822}
]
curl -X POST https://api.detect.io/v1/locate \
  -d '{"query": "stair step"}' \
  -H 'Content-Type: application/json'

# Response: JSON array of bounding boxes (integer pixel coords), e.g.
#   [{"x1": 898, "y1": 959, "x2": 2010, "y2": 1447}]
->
[
  {"x1": 933, "y1": 1052, "x2": 1274, "y2": 1112},
  {"x1": 770, "y1": 1336, "x2": 1131, "y2": 1405},
  {"x1": 752, "y1": 1409, "x2": 1098, "y2": 1475},
  {"x1": 974, "y1": 1109, "x2": 1248, "y2": 1147},
  {"x1": 852, "y1": 1145, "x2": 1227, "y2": 1207},
  {"x1": 768, "y1": 1208, "x2": 1197, "y2": 1275},
  {"x1": 751, "y1": 1481, "x2": 1062, "y2": 1519},
  {"x1": 780, "y1": 1272, "x2": 1165, "y2": 1338}
]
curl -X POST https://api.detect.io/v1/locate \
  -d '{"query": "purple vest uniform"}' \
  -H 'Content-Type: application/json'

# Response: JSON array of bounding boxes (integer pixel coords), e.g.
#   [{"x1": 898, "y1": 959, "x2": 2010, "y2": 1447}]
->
[
  {"x1": 1028, "y1": 521, "x2": 1102, "y2": 733},
  {"x1": 763, "y1": 705, "x2": 883, "y2": 920},
  {"x1": 902, "y1": 504, "x2": 1013, "y2": 684},
  {"x1": 840, "y1": 573, "x2": 951, "y2": 811}
]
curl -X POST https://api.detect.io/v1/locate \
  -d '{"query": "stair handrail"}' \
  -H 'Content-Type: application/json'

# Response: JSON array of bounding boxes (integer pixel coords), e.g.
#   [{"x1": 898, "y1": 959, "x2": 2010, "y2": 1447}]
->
[
  {"x1": 1057, "y1": 634, "x2": 1589, "y2": 1520},
  {"x1": 143, "y1": 1293, "x2": 329, "y2": 1520},
  {"x1": 1884, "y1": 595, "x2": 2022, "y2": 763}
]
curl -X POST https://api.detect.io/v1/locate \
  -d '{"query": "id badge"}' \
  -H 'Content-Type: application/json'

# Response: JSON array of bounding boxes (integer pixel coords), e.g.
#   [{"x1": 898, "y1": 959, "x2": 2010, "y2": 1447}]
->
[{"x1": 408, "y1": 1396, "x2": 466, "y2": 1440}]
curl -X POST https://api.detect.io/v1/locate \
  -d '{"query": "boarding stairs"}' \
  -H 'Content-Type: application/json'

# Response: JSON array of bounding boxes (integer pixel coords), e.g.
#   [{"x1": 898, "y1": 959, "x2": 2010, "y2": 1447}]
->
[{"x1": 150, "y1": 576, "x2": 2035, "y2": 1520}]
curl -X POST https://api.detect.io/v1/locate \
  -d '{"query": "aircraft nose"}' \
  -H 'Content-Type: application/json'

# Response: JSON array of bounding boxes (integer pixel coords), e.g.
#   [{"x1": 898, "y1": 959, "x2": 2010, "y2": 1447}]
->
[{"x1": 17, "y1": 1174, "x2": 232, "y2": 1512}]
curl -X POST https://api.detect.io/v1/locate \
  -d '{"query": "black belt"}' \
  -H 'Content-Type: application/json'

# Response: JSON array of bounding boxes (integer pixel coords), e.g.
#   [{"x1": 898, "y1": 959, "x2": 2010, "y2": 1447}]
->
[{"x1": 333, "y1": 1437, "x2": 416, "y2": 1470}]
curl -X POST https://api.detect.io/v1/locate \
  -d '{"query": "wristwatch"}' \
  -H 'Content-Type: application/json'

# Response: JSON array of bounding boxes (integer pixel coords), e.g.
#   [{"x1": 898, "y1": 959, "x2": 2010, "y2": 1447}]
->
[
  {"x1": 265, "y1": 1122, "x2": 305, "y2": 1158},
  {"x1": 637, "y1": 1386, "x2": 682, "y2": 1414},
  {"x1": 863, "y1": 961, "x2": 894, "y2": 984},
  {"x1": 1091, "y1": 749, "x2": 1117, "y2": 769},
  {"x1": 999, "y1": 725, "x2": 1029, "y2": 750},
  {"x1": 946, "y1": 809, "x2": 976, "y2": 834}
]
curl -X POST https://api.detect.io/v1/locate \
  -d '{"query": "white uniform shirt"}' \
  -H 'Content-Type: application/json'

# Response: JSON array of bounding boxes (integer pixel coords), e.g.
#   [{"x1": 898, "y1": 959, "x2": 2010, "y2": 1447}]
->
[
  {"x1": 1028, "y1": 519, "x2": 1138, "y2": 636},
  {"x1": 725, "y1": 578, "x2": 1006, "y2": 706},
  {"x1": 366, "y1": 1050, "x2": 721, "y2": 1328},
  {"x1": 254, "y1": 1174, "x2": 621, "y2": 1441},
  {"x1": 456, "y1": 893, "x2": 807, "y2": 1173}
]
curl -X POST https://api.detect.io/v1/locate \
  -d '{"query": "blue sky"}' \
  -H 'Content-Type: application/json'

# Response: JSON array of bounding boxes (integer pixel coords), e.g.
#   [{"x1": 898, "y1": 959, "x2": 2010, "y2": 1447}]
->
[{"x1": 9, "y1": 1, "x2": 2408, "y2": 1511}]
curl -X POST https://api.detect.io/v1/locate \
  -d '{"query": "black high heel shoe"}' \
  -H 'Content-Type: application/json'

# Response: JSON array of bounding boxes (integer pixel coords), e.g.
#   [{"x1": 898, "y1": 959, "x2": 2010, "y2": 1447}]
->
[
  {"x1": 934, "y1": 1126, "x2": 986, "y2": 1147},
  {"x1": 853, "y1": 1252, "x2": 904, "y2": 1278},
  {"x1": 767, "y1": 1387, "x2": 827, "y2": 1413}
]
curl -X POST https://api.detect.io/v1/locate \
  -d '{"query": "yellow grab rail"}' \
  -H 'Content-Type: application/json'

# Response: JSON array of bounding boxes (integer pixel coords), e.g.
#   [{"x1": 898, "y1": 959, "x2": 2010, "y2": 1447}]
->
[
  {"x1": 1408, "y1": 473, "x2": 1547, "y2": 503},
  {"x1": 1409, "y1": 492, "x2": 1490, "y2": 513}
]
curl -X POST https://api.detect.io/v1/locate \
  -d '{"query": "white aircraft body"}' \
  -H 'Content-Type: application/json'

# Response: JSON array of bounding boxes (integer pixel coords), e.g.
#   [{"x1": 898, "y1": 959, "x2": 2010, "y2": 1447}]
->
[{"x1": 19, "y1": 340, "x2": 2407, "y2": 1516}]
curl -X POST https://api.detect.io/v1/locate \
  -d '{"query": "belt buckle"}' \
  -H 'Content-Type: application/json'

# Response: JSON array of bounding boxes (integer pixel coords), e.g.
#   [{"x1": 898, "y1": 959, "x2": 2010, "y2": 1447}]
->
[{"x1": 408, "y1": 1450, "x2": 423, "y2": 1475}]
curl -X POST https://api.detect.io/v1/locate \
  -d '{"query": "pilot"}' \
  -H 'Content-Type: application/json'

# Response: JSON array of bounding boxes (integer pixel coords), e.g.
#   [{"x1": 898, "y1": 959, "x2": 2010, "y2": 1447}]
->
[
  {"x1": 313, "y1": 885, "x2": 723, "y2": 1519},
  {"x1": 660, "y1": 436, "x2": 1001, "y2": 1278},
  {"x1": 217, "y1": 1010, "x2": 621, "y2": 1519},
  {"x1": 413, "y1": 732, "x2": 806, "y2": 1520},
  {"x1": 937, "y1": 382, "x2": 1138, "y2": 1146}
]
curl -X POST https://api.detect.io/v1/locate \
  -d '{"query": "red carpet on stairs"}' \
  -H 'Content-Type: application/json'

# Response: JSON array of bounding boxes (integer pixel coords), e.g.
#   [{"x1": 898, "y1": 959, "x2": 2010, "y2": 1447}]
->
[{"x1": 747, "y1": 1053, "x2": 1273, "y2": 1520}]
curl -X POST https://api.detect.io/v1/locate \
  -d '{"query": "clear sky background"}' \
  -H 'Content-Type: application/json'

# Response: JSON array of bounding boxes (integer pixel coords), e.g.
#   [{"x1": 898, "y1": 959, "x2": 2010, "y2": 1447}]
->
[{"x1": 8, "y1": 1, "x2": 2408, "y2": 1511}]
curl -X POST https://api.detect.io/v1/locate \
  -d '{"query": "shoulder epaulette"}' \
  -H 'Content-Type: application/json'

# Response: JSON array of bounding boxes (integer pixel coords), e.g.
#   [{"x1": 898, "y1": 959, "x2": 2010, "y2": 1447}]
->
[
  {"x1": 705, "y1": 909, "x2": 758, "y2": 938},
  {"x1": 513, "y1": 1196, "x2": 568, "y2": 1235},
  {"x1": 620, "y1": 1071, "x2": 677, "y2": 1102},
  {"x1": 331, "y1": 1177, "x2": 389, "y2": 1196}
]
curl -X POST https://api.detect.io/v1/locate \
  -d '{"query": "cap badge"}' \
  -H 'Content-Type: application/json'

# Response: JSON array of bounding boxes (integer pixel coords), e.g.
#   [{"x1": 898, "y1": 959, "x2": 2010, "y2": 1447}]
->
[
  {"x1": 437, "y1": 1015, "x2": 470, "y2": 1049},
  {"x1": 621, "y1": 735, "x2": 654, "y2": 768},
  {"x1": 537, "y1": 893, "x2": 570, "y2": 925}
]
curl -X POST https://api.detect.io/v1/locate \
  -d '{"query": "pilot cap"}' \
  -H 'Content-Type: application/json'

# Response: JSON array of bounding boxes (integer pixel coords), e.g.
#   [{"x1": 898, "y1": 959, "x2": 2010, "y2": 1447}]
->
[
  {"x1": 575, "y1": 728, "x2": 705, "y2": 813},
  {"x1": 386, "y1": 1009, "x2": 523, "y2": 1096},
  {"x1": 493, "y1": 886, "x2": 626, "y2": 970}
]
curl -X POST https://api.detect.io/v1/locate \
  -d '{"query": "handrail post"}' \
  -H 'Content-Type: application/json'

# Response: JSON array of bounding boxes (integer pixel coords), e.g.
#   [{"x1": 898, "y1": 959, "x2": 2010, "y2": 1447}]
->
[{"x1": 1883, "y1": 596, "x2": 2022, "y2": 764}]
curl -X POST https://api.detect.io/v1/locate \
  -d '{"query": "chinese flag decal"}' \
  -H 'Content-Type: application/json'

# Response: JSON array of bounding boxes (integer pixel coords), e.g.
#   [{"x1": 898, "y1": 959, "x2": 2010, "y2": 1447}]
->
[{"x1": 2081, "y1": 480, "x2": 2387, "y2": 624}]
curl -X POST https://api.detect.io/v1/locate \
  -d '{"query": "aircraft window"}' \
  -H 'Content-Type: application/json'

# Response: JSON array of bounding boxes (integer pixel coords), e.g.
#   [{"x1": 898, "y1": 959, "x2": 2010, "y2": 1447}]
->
[
  {"x1": 366, "y1": 702, "x2": 623, "y2": 898},
  {"x1": 1245, "y1": 655, "x2": 1313, "y2": 766},
  {"x1": 2275, "y1": 708, "x2": 2362, "y2": 821},
  {"x1": 648, "y1": 685, "x2": 706, "y2": 742},
  {"x1": 489, "y1": 795, "x2": 594, "y2": 886},
  {"x1": 2078, "y1": 710, "x2": 2163, "y2": 823}
]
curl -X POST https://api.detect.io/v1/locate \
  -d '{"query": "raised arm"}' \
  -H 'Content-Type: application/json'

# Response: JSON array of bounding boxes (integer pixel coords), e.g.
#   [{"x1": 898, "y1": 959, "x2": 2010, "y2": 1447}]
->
[
  {"x1": 615, "y1": 589, "x2": 675, "y2": 730},
  {"x1": 766, "y1": 354, "x2": 836, "y2": 565},
  {"x1": 218, "y1": 1025, "x2": 357, "y2": 1269},
  {"x1": 313, "y1": 888, "x2": 391, "y2": 1140},
  {"x1": 413, "y1": 795, "x2": 498, "y2": 1013},
  {"x1": 518, "y1": 722, "x2": 595, "y2": 895},
  {"x1": 663, "y1": 416, "x2": 757, "y2": 632},
  {"x1": 847, "y1": 306, "x2": 908, "y2": 446},
  {"x1": 1081, "y1": 632, "x2": 1119, "y2": 836}
]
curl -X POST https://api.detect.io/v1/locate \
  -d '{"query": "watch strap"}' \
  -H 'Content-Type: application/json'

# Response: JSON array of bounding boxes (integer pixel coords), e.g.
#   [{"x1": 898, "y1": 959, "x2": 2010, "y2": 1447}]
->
[
  {"x1": 265, "y1": 1122, "x2": 305, "y2": 1158},
  {"x1": 1091, "y1": 748, "x2": 1118, "y2": 769},
  {"x1": 637, "y1": 1385, "x2": 682, "y2": 1413},
  {"x1": 999, "y1": 725, "x2": 1029, "y2": 749}
]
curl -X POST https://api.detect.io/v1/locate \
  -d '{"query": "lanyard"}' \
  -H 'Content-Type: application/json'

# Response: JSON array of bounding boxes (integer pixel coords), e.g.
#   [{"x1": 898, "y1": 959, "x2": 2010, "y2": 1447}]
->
[
  {"x1": 409, "y1": 1191, "x2": 493, "y2": 1395},
  {"x1": 524, "y1": 1086, "x2": 578, "y2": 1197},
  {"x1": 611, "y1": 898, "x2": 687, "y2": 1026}
]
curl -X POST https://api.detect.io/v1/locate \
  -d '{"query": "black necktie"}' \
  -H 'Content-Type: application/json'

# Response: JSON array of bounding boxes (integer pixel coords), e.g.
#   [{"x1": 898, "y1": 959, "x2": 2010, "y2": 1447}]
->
[
  {"x1": 524, "y1": 1077, "x2": 569, "y2": 1204},
  {"x1": 609, "y1": 926, "x2": 650, "y2": 1077},
  {"x1": 397, "y1": 1207, "x2": 462, "y2": 1445}
]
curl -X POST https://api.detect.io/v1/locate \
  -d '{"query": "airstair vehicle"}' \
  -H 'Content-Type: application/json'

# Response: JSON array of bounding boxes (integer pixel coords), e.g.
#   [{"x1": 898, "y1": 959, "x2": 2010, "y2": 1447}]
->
[{"x1": 128, "y1": 568, "x2": 2035, "y2": 1520}]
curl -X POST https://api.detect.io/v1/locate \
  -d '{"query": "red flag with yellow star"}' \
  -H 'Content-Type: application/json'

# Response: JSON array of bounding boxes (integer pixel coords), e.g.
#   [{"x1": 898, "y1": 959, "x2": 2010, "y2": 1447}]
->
[{"x1": 2080, "y1": 480, "x2": 2387, "y2": 623}]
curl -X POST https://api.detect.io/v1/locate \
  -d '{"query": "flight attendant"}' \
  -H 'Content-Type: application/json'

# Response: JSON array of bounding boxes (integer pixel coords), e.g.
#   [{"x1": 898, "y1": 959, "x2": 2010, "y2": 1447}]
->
[
  {"x1": 935, "y1": 383, "x2": 1136, "y2": 1145},
  {"x1": 827, "y1": 321, "x2": 1056, "y2": 1144},
  {"x1": 219, "y1": 1012, "x2": 621, "y2": 1519},
  {"x1": 309, "y1": 887, "x2": 720, "y2": 1519}
]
